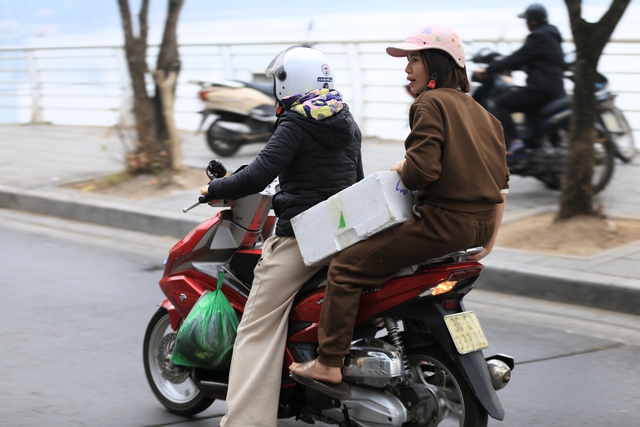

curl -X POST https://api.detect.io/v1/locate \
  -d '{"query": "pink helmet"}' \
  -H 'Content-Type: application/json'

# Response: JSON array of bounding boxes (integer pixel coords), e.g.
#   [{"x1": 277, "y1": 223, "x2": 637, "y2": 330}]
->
[{"x1": 386, "y1": 25, "x2": 466, "y2": 68}]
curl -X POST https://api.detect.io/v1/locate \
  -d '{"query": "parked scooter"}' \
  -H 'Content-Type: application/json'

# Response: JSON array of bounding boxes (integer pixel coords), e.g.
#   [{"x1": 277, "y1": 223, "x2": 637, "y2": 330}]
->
[
  {"x1": 143, "y1": 160, "x2": 513, "y2": 427},
  {"x1": 469, "y1": 48, "x2": 620, "y2": 193},
  {"x1": 191, "y1": 80, "x2": 276, "y2": 157}
]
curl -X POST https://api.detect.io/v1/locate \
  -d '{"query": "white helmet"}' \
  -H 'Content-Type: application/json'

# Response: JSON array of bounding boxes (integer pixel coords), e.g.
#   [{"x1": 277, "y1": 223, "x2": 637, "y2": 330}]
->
[{"x1": 265, "y1": 46, "x2": 334, "y2": 101}]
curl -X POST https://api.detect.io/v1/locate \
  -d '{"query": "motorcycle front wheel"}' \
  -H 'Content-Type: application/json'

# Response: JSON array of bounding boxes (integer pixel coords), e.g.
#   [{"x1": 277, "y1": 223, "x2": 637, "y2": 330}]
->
[
  {"x1": 143, "y1": 308, "x2": 215, "y2": 415},
  {"x1": 602, "y1": 106, "x2": 636, "y2": 163},
  {"x1": 406, "y1": 347, "x2": 488, "y2": 427},
  {"x1": 206, "y1": 121, "x2": 243, "y2": 157}
]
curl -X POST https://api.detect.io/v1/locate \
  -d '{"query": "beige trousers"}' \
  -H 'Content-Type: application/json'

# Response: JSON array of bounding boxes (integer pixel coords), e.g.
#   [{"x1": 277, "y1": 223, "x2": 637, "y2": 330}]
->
[{"x1": 220, "y1": 235, "x2": 322, "y2": 427}]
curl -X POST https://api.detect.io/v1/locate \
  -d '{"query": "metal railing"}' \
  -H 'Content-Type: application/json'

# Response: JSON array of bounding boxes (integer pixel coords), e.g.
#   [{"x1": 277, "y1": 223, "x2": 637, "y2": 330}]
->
[{"x1": 1, "y1": 38, "x2": 639, "y2": 141}]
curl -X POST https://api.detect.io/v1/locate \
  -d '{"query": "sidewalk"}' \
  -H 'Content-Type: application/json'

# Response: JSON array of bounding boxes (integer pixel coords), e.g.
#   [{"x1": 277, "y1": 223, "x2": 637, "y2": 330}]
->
[{"x1": 1, "y1": 124, "x2": 640, "y2": 315}]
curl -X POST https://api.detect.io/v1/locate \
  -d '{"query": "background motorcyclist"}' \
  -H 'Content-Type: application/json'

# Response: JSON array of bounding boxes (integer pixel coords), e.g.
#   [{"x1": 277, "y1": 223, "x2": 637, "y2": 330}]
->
[
  {"x1": 475, "y1": 3, "x2": 566, "y2": 159},
  {"x1": 200, "y1": 46, "x2": 363, "y2": 427}
]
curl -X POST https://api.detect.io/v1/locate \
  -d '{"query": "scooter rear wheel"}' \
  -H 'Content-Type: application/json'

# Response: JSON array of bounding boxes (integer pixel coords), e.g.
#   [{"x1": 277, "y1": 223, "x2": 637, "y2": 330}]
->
[
  {"x1": 406, "y1": 347, "x2": 488, "y2": 427},
  {"x1": 143, "y1": 308, "x2": 215, "y2": 415}
]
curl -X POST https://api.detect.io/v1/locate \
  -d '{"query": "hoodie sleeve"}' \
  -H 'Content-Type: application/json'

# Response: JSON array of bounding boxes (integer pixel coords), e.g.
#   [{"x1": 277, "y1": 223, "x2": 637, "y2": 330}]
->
[
  {"x1": 356, "y1": 151, "x2": 364, "y2": 181},
  {"x1": 207, "y1": 120, "x2": 303, "y2": 200},
  {"x1": 400, "y1": 100, "x2": 444, "y2": 191},
  {"x1": 354, "y1": 124, "x2": 364, "y2": 181},
  {"x1": 487, "y1": 31, "x2": 550, "y2": 73}
]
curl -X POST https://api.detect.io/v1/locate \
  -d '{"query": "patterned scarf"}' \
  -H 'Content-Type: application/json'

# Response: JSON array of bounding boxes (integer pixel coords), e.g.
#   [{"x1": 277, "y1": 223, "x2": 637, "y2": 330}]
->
[{"x1": 281, "y1": 88, "x2": 344, "y2": 121}]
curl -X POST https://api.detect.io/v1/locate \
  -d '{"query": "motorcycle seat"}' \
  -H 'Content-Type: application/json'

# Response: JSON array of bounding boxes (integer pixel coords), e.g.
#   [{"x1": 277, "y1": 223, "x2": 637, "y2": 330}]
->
[
  {"x1": 394, "y1": 246, "x2": 484, "y2": 277},
  {"x1": 292, "y1": 247, "x2": 484, "y2": 305},
  {"x1": 536, "y1": 97, "x2": 570, "y2": 117},
  {"x1": 238, "y1": 80, "x2": 275, "y2": 98}
]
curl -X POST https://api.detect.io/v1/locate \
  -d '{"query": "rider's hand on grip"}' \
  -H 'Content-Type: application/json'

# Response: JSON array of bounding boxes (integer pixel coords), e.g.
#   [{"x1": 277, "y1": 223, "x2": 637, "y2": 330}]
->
[{"x1": 183, "y1": 161, "x2": 226, "y2": 212}]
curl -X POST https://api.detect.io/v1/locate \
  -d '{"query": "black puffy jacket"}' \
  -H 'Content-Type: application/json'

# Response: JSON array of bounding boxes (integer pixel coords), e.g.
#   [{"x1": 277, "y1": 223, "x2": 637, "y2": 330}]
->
[
  {"x1": 207, "y1": 104, "x2": 363, "y2": 237},
  {"x1": 487, "y1": 23, "x2": 566, "y2": 99}
]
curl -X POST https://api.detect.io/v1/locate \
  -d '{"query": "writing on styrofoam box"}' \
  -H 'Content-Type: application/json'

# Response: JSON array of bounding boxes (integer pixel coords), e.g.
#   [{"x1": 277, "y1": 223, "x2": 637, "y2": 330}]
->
[{"x1": 291, "y1": 171, "x2": 415, "y2": 267}]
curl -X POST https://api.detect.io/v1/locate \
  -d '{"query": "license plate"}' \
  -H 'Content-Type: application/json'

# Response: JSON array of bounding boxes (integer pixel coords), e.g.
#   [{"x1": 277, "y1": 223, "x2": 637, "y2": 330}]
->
[
  {"x1": 444, "y1": 311, "x2": 489, "y2": 354},
  {"x1": 601, "y1": 111, "x2": 623, "y2": 133}
]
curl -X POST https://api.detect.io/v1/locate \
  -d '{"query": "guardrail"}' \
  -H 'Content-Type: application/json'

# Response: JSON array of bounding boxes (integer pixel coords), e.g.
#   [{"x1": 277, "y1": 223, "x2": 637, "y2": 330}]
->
[{"x1": 0, "y1": 38, "x2": 638, "y2": 141}]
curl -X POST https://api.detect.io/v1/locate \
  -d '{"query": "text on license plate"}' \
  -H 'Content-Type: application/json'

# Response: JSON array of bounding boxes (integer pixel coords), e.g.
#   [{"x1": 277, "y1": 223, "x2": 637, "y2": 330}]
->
[{"x1": 444, "y1": 311, "x2": 489, "y2": 354}]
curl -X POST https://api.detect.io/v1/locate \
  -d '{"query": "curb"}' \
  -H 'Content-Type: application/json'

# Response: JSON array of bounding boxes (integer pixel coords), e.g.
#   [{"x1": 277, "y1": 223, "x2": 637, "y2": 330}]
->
[
  {"x1": 3, "y1": 184, "x2": 639, "y2": 316},
  {"x1": 0, "y1": 185, "x2": 202, "y2": 239},
  {"x1": 476, "y1": 265, "x2": 640, "y2": 316}
]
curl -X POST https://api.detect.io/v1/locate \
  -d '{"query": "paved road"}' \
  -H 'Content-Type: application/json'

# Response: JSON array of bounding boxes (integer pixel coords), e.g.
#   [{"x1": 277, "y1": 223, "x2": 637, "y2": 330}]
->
[{"x1": 1, "y1": 209, "x2": 639, "y2": 427}]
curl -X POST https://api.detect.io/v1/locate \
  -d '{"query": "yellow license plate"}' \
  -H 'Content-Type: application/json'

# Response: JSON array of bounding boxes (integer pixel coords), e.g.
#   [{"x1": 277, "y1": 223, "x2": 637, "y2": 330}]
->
[{"x1": 444, "y1": 311, "x2": 489, "y2": 354}]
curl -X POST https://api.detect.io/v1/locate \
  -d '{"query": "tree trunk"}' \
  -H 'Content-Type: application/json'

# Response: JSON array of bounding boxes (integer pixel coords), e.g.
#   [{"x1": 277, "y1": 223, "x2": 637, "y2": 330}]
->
[
  {"x1": 153, "y1": 0, "x2": 185, "y2": 171},
  {"x1": 559, "y1": 0, "x2": 631, "y2": 219},
  {"x1": 155, "y1": 69, "x2": 182, "y2": 169},
  {"x1": 558, "y1": 53, "x2": 598, "y2": 218},
  {"x1": 116, "y1": 0, "x2": 184, "y2": 173}
]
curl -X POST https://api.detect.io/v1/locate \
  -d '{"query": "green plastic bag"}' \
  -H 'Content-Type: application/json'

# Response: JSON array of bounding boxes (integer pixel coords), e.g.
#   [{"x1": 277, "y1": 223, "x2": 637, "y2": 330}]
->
[{"x1": 171, "y1": 270, "x2": 239, "y2": 369}]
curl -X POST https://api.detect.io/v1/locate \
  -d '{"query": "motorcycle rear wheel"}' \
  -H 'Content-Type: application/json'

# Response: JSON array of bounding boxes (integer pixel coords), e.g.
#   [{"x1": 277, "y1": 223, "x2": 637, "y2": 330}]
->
[
  {"x1": 143, "y1": 308, "x2": 215, "y2": 415},
  {"x1": 406, "y1": 347, "x2": 488, "y2": 427}
]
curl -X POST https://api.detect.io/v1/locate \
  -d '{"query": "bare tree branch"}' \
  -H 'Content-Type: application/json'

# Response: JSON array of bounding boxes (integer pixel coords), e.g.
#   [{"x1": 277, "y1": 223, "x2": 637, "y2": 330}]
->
[
  {"x1": 117, "y1": 0, "x2": 135, "y2": 53},
  {"x1": 157, "y1": 0, "x2": 185, "y2": 72},
  {"x1": 596, "y1": 0, "x2": 631, "y2": 40},
  {"x1": 139, "y1": 0, "x2": 150, "y2": 50}
]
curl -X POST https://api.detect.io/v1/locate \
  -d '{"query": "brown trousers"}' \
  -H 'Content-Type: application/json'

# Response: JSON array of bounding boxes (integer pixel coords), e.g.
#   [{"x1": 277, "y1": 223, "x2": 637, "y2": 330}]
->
[{"x1": 317, "y1": 203, "x2": 495, "y2": 367}]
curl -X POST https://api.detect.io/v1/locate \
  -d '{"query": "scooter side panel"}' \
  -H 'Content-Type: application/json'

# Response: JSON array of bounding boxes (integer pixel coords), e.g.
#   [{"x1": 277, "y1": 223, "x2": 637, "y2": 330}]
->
[
  {"x1": 288, "y1": 264, "x2": 477, "y2": 324},
  {"x1": 159, "y1": 271, "x2": 247, "y2": 320},
  {"x1": 161, "y1": 299, "x2": 181, "y2": 331},
  {"x1": 164, "y1": 216, "x2": 222, "y2": 274}
]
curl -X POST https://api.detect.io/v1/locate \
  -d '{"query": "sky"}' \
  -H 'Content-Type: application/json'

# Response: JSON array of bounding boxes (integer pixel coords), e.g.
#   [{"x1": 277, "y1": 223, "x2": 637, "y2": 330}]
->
[{"x1": 0, "y1": 0, "x2": 638, "y2": 48}]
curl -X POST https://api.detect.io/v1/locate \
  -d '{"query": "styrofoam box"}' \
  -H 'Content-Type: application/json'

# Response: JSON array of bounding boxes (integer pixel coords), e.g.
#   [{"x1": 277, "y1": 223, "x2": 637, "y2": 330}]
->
[{"x1": 291, "y1": 171, "x2": 415, "y2": 267}]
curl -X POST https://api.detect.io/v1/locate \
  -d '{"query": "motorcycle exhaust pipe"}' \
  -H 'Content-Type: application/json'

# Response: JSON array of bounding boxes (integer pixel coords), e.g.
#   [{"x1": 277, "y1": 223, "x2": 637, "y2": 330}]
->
[{"x1": 487, "y1": 358, "x2": 511, "y2": 390}]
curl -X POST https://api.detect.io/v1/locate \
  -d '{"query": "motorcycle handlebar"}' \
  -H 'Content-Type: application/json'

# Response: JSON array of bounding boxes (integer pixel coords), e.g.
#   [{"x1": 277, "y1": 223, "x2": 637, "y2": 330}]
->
[{"x1": 182, "y1": 159, "x2": 228, "y2": 213}]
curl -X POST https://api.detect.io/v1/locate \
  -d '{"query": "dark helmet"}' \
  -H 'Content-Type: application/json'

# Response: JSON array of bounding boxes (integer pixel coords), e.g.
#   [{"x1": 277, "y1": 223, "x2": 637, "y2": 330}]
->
[{"x1": 518, "y1": 3, "x2": 548, "y2": 22}]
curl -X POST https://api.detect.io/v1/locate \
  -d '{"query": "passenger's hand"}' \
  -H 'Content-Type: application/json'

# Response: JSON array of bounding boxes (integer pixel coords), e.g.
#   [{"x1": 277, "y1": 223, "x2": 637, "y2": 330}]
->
[
  {"x1": 391, "y1": 160, "x2": 405, "y2": 174},
  {"x1": 473, "y1": 68, "x2": 487, "y2": 80},
  {"x1": 466, "y1": 246, "x2": 492, "y2": 262}
]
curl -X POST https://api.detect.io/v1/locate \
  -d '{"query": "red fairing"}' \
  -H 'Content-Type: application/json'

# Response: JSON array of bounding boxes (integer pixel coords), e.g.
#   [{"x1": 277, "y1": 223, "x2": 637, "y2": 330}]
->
[
  {"x1": 163, "y1": 215, "x2": 222, "y2": 274},
  {"x1": 161, "y1": 299, "x2": 182, "y2": 331},
  {"x1": 159, "y1": 270, "x2": 247, "y2": 320},
  {"x1": 289, "y1": 263, "x2": 483, "y2": 325}
]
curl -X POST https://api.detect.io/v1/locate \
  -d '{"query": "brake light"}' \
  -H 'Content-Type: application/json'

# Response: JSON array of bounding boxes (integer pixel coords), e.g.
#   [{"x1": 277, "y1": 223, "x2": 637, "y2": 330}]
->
[
  {"x1": 418, "y1": 266, "x2": 483, "y2": 298},
  {"x1": 199, "y1": 90, "x2": 209, "y2": 101}
]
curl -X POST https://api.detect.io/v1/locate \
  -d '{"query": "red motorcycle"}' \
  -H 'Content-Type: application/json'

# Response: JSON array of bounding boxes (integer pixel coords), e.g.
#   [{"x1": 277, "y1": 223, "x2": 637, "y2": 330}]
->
[{"x1": 143, "y1": 161, "x2": 514, "y2": 427}]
